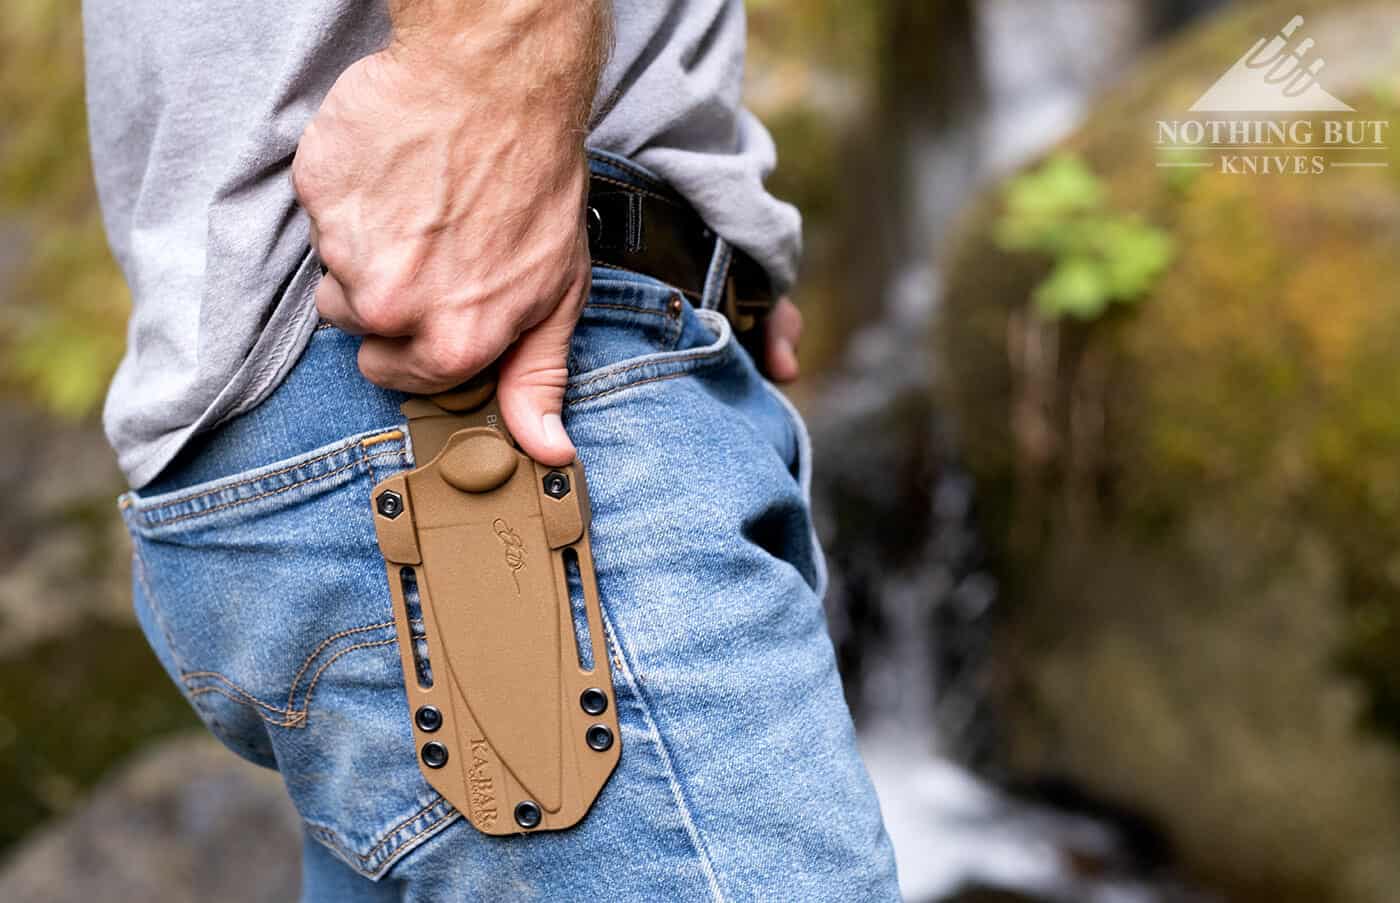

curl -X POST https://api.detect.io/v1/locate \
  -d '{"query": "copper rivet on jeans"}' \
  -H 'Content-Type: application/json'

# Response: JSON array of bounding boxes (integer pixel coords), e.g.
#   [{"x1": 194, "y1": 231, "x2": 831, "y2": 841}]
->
[{"x1": 667, "y1": 295, "x2": 684, "y2": 318}]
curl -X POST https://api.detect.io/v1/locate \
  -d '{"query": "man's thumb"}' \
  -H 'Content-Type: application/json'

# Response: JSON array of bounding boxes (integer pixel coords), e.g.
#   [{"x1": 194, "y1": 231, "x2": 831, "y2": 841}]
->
[{"x1": 497, "y1": 297, "x2": 580, "y2": 467}]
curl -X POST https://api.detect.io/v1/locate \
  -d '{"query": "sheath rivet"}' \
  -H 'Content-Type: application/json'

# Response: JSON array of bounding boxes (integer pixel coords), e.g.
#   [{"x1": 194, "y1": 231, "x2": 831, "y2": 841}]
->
[
  {"x1": 421, "y1": 741, "x2": 449, "y2": 769},
  {"x1": 415, "y1": 705, "x2": 442, "y2": 733},
  {"x1": 376, "y1": 490, "x2": 404, "y2": 519},
  {"x1": 580, "y1": 688, "x2": 609, "y2": 716},
  {"x1": 543, "y1": 470, "x2": 571, "y2": 499},
  {"x1": 514, "y1": 800, "x2": 543, "y2": 829},
  {"x1": 586, "y1": 723, "x2": 614, "y2": 752}
]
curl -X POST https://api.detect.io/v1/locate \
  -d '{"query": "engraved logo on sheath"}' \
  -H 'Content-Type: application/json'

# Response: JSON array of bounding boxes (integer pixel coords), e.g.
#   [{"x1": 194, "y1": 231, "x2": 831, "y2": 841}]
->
[
  {"x1": 493, "y1": 518, "x2": 526, "y2": 594},
  {"x1": 468, "y1": 738, "x2": 498, "y2": 828}
]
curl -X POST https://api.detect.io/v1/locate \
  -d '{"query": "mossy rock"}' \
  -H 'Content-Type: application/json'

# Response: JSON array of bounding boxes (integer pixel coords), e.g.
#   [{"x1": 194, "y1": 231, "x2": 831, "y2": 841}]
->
[{"x1": 938, "y1": 2, "x2": 1400, "y2": 901}]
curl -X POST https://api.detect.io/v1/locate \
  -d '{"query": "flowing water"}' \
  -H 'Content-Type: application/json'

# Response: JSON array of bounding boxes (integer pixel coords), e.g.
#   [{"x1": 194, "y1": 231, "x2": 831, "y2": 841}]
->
[{"x1": 811, "y1": 2, "x2": 1225, "y2": 899}]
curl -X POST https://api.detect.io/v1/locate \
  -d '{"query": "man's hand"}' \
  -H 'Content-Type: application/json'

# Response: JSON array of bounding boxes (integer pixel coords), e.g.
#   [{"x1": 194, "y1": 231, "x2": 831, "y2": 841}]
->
[
  {"x1": 764, "y1": 297, "x2": 803, "y2": 384},
  {"x1": 292, "y1": 1, "x2": 610, "y2": 466}
]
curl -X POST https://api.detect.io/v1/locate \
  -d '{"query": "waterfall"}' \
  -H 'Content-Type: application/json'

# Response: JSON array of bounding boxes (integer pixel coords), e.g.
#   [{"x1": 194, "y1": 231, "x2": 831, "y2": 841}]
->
[{"x1": 807, "y1": 2, "x2": 1226, "y2": 899}]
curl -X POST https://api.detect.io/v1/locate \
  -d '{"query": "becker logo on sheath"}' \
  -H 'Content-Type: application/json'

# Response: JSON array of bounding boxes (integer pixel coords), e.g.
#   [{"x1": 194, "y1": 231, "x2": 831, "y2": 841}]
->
[
  {"x1": 493, "y1": 517, "x2": 527, "y2": 594},
  {"x1": 1154, "y1": 15, "x2": 1391, "y2": 175}
]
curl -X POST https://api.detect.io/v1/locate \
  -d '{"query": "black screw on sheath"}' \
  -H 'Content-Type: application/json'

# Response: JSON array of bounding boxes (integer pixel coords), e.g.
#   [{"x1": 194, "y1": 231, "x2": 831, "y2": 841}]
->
[
  {"x1": 377, "y1": 490, "x2": 404, "y2": 519},
  {"x1": 515, "y1": 800, "x2": 542, "y2": 829},
  {"x1": 542, "y1": 471, "x2": 571, "y2": 499}
]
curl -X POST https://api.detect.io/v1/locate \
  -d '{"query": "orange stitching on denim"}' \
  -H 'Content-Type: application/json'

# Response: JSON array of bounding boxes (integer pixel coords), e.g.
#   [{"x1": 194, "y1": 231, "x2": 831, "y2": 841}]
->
[
  {"x1": 182, "y1": 622, "x2": 395, "y2": 723},
  {"x1": 134, "y1": 436, "x2": 406, "y2": 516},
  {"x1": 186, "y1": 636, "x2": 397, "y2": 728},
  {"x1": 153, "y1": 458, "x2": 359, "y2": 525},
  {"x1": 284, "y1": 620, "x2": 395, "y2": 711},
  {"x1": 188, "y1": 685, "x2": 290, "y2": 720},
  {"x1": 291, "y1": 637, "x2": 398, "y2": 726},
  {"x1": 148, "y1": 449, "x2": 403, "y2": 527},
  {"x1": 309, "y1": 796, "x2": 455, "y2": 869},
  {"x1": 568, "y1": 339, "x2": 731, "y2": 393},
  {"x1": 184, "y1": 671, "x2": 292, "y2": 716},
  {"x1": 362, "y1": 797, "x2": 449, "y2": 859},
  {"x1": 317, "y1": 795, "x2": 453, "y2": 868},
  {"x1": 139, "y1": 443, "x2": 355, "y2": 511}
]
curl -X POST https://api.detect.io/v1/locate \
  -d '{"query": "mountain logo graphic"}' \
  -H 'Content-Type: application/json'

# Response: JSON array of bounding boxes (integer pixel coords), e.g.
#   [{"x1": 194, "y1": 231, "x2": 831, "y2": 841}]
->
[{"x1": 1190, "y1": 15, "x2": 1355, "y2": 112}]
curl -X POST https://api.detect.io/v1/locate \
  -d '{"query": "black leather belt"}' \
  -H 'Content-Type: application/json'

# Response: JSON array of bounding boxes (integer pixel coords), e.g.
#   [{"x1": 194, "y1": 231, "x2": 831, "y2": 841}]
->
[{"x1": 585, "y1": 171, "x2": 776, "y2": 344}]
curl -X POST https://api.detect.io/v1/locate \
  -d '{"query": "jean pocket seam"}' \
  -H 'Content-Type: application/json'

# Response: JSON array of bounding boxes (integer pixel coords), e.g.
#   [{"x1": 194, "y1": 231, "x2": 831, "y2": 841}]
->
[
  {"x1": 306, "y1": 795, "x2": 459, "y2": 879},
  {"x1": 126, "y1": 429, "x2": 409, "y2": 532},
  {"x1": 566, "y1": 310, "x2": 734, "y2": 405},
  {"x1": 181, "y1": 621, "x2": 397, "y2": 729}
]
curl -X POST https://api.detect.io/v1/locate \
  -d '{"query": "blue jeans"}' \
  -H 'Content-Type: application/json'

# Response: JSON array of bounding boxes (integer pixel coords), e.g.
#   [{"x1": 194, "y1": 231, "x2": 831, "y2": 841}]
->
[{"x1": 119, "y1": 156, "x2": 900, "y2": 901}]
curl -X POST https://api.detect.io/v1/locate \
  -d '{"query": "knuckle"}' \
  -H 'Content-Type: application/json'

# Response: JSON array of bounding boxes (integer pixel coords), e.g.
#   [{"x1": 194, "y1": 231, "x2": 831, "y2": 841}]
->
[
  {"x1": 314, "y1": 233, "x2": 349, "y2": 274},
  {"x1": 426, "y1": 336, "x2": 491, "y2": 384},
  {"x1": 355, "y1": 299, "x2": 414, "y2": 337},
  {"x1": 437, "y1": 345, "x2": 489, "y2": 381}
]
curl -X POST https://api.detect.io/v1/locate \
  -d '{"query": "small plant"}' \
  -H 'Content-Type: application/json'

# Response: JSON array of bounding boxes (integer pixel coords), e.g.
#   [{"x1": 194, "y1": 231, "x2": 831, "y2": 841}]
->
[{"x1": 995, "y1": 153, "x2": 1175, "y2": 320}]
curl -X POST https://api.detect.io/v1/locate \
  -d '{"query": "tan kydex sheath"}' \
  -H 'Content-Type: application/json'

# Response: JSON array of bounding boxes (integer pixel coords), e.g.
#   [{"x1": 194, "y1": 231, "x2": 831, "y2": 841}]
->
[{"x1": 370, "y1": 373, "x2": 620, "y2": 835}]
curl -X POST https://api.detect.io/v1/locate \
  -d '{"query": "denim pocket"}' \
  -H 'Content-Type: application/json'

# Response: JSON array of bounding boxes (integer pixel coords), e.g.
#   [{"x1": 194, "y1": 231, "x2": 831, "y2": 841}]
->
[
  {"x1": 568, "y1": 266, "x2": 737, "y2": 406},
  {"x1": 121, "y1": 427, "x2": 457, "y2": 876}
]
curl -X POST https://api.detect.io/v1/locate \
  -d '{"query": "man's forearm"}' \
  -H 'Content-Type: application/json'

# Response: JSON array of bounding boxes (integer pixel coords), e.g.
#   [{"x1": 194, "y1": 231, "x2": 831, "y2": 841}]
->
[{"x1": 387, "y1": 0, "x2": 611, "y2": 134}]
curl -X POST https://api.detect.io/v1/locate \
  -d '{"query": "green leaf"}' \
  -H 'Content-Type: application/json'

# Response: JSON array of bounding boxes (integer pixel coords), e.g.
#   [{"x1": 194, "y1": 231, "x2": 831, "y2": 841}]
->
[
  {"x1": 1099, "y1": 219, "x2": 1175, "y2": 301},
  {"x1": 1034, "y1": 256, "x2": 1111, "y2": 320}
]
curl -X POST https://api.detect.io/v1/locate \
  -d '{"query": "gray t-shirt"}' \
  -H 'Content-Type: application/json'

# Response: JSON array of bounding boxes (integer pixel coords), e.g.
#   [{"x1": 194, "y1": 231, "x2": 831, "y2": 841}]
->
[{"x1": 83, "y1": 1, "x2": 800, "y2": 488}]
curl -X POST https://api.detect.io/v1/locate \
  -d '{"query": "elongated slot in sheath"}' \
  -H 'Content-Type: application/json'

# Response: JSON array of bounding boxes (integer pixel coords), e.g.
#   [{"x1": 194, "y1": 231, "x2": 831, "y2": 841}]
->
[
  {"x1": 400, "y1": 566, "x2": 434, "y2": 688},
  {"x1": 563, "y1": 547, "x2": 594, "y2": 672}
]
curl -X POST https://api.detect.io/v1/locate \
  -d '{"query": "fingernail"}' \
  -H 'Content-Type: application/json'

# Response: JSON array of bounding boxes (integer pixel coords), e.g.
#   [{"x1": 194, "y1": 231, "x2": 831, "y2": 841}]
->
[{"x1": 542, "y1": 413, "x2": 571, "y2": 454}]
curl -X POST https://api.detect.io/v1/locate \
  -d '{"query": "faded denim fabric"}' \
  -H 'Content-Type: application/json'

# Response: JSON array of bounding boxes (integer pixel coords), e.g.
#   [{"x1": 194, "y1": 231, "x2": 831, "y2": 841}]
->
[{"x1": 118, "y1": 160, "x2": 899, "y2": 902}]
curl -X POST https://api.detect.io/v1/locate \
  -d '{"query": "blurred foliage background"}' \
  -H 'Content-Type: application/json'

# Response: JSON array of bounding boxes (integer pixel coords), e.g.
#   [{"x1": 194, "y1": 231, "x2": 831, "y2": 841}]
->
[
  {"x1": 4, "y1": 1, "x2": 1400, "y2": 901},
  {"x1": 0, "y1": 0, "x2": 126, "y2": 417}
]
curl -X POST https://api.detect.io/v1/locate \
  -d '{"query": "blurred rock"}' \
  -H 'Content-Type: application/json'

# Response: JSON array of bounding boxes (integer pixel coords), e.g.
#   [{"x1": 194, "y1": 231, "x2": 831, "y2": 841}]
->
[
  {"x1": 939, "y1": 2, "x2": 1400, "y2": 901},
  {"x1": 0, "y1": 401, "x2": 131, "y2": 657},
  {"x1": 0, "y1": 733, "x2": 300, "y2": 903}
]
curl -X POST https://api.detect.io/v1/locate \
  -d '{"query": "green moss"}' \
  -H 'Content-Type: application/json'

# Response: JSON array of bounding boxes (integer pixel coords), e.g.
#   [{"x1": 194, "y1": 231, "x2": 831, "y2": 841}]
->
[{"x1": 938, "y1": 2, "x2": 1400, "y2": 900}]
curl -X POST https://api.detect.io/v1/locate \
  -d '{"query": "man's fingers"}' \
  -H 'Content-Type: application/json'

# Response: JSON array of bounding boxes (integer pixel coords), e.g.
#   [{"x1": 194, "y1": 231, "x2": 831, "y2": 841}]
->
[
  {"x1": 763, "y1": 297, "x2": 803, "y2": 384},
  {"x1": 357, "y1": 320, "x2": 507, "y2": 395},
  {"x1": 314, "y1": 271, "x2": 369, "y2": 334},
  {"x1": 496, "y1": 280, "x2": 587, "y2": 467}
]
